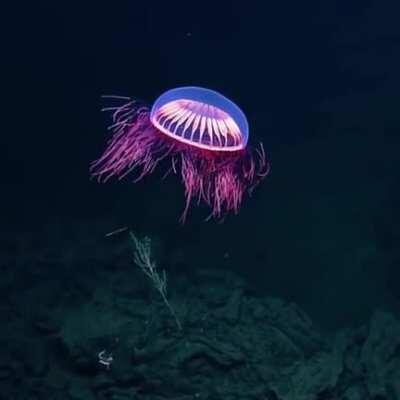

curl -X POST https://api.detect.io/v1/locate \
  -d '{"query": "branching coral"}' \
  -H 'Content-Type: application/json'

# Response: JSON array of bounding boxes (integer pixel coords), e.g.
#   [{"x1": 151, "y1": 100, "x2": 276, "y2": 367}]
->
[{"x1": 129, "y1": 232, "x2": 182, "y2": 330}]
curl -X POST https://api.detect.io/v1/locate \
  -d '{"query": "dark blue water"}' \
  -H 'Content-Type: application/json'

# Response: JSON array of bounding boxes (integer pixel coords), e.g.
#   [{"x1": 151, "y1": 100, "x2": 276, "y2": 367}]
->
[{"x1": 2, "y1": 1, "x2": 400, "y2": 398}]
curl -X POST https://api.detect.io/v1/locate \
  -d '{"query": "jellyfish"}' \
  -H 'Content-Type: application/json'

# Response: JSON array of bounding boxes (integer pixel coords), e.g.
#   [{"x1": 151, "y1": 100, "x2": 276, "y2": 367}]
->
[{"x1": 91, "y1": 86, "x2": 269, "y2": 221}]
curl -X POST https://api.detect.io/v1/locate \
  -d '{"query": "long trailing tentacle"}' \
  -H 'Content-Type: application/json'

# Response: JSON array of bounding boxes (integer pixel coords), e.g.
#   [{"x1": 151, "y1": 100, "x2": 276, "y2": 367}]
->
[{"x1": 90, "y1": 97, "x2": 172, "y2": 183}]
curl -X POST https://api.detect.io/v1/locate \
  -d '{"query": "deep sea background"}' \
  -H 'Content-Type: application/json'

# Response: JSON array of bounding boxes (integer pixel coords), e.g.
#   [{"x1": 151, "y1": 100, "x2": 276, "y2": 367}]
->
[{"x1": 1, "y1": 1, "x2": 400, "y2": 399}]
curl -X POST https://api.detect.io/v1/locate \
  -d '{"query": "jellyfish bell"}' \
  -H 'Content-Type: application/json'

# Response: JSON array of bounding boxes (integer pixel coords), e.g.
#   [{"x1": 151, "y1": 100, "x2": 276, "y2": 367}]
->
[
  {"x1": 91, "y1": 86, "x2": 269, "y2": 222},
  {"x1": 150, "y1": 86, "x2": 249, "y2": 151}
]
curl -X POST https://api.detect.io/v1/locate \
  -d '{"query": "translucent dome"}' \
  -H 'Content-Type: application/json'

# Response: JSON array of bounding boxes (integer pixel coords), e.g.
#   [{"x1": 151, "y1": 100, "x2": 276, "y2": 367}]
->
[{"x1": 150, "y1": 86, "x2": 249, "y2": 151}]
